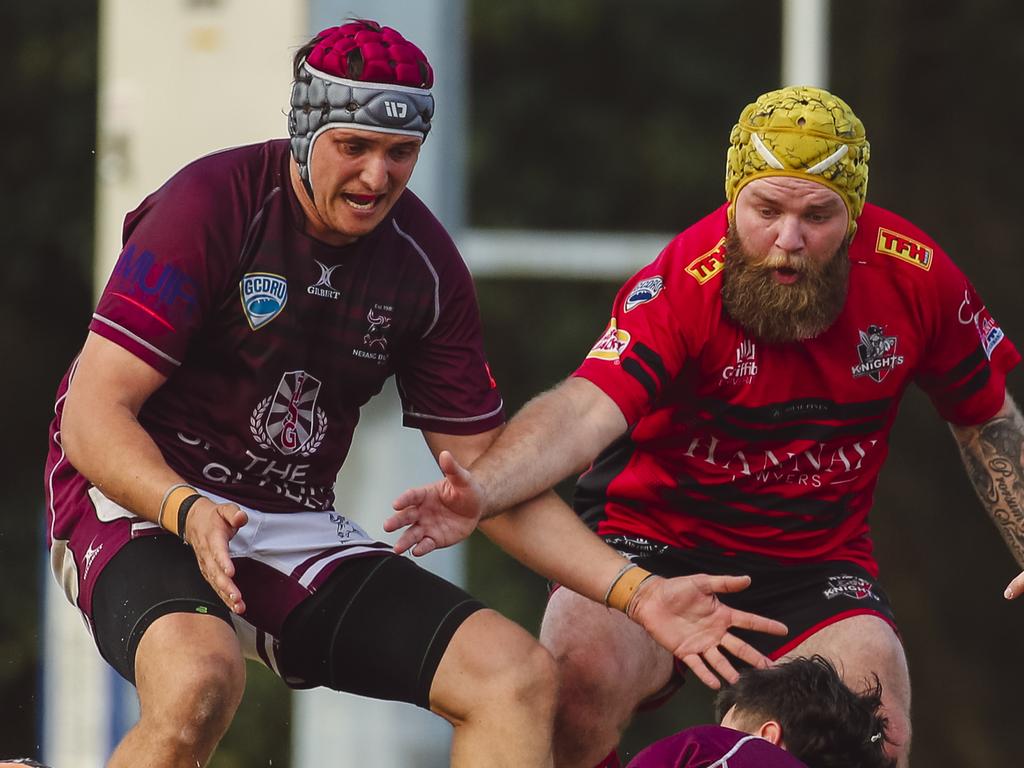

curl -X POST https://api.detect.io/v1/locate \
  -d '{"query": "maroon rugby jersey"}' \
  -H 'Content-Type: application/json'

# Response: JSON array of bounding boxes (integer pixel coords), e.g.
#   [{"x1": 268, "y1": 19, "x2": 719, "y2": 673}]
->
[
  {"x1": 46, "y1": 140, "x2": 503, "y2": 538},
  {"x1": 625, "y1": 725, "x2": 807, "y2": 767},
  {"x1": 574, "y1": 203, "x2": 1019, "y2": 573}
]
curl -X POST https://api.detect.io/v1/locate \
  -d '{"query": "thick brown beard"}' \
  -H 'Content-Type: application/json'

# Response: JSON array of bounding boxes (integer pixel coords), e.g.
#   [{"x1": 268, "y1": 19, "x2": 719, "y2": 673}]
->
[{"x1": 720, "y1": 224, "x2": 851, "y2": 343}]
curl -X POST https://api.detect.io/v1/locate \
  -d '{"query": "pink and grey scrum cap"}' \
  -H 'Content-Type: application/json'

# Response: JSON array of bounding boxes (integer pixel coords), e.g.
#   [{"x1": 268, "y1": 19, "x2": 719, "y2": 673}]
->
[{"x1": 288, "y1": 20, "x2": 435, "y2": 183}]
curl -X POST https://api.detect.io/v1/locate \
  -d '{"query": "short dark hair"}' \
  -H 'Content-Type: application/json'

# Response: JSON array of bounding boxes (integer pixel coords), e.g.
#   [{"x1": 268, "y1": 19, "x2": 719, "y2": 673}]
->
[{"x1": 714, "y1": 655, "x2": 896, "y2": 768}]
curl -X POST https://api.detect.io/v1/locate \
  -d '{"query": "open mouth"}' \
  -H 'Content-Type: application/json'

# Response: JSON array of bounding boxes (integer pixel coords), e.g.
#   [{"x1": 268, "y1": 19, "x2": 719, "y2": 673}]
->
[
  {"x1": 342, "y1": 193, "x2": 383, "y2": 211},
  {"x1": 773, "y1": 266, "x2": 801, "y2": 284}
]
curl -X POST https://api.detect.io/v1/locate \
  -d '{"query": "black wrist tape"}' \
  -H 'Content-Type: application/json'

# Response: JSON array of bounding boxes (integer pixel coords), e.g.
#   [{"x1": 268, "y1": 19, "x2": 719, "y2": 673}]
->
[{"x1": 177, "y1": 494, "x2": 203, "y2": 544}]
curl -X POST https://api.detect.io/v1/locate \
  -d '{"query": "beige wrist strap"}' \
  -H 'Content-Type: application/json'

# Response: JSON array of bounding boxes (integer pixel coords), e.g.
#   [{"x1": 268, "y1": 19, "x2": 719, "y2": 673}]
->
[
  {"x1": 605, "y1": 564, "x2": 654, "y2": 613},
  {"x1": 159, "y1": 483, "x2": 198, "y2": 536}
]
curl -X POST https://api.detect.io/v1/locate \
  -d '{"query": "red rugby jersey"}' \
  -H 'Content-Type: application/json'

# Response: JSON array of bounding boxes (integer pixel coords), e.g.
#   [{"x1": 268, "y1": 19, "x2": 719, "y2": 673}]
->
[
  {"x1": 574, "y1": 203, "x2": 1018, "y2": 573},
  {"x1": 46, "y1": 140, "x2": 503, "y2": 536}
]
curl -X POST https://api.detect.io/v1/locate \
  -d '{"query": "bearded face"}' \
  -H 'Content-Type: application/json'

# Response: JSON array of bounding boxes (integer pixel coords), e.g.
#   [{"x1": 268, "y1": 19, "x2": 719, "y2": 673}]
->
[{"x1": 720, "y1": 221, "x2": 851, "y2": 343}]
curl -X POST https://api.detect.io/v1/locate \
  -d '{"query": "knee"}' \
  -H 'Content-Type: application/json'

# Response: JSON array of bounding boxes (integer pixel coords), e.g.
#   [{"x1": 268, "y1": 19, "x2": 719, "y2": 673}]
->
[
  {"x1": 552, "y1": 643, "x2": 628, "y2": 727},
  {"x1": 432, "y1": 612, "x2": 557, "y2": 724},
  {"x1": 484, "y1": 631, "x2": 559, "y2": 716},
  {"x1": 141, "y1": 648, "x2": 246, "y2": 747}
]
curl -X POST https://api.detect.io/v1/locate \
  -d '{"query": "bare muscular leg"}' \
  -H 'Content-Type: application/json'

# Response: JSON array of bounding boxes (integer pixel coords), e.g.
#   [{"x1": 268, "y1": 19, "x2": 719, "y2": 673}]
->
[
  {"x1": 429, "y1": 608, "x2": 559, "y2": 768},
  {"x1": 540, "y1": 588, "x2": 676, "y2": 768},
  {"x1": 107, "y1": 613, "x2": 245, "y2": 768}
]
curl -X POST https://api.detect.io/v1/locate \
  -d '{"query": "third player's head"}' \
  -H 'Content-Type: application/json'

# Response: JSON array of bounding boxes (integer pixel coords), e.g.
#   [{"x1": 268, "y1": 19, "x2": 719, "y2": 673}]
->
[
  {"x1": 287, "y1": 19, "x2": 434, "y2": 244},
  {"x1": 715, "y1": 655, "x2": 896, "y2": 768},
  {"x1": 720, "y1": 86, "x2": 869, "y2": 343}
]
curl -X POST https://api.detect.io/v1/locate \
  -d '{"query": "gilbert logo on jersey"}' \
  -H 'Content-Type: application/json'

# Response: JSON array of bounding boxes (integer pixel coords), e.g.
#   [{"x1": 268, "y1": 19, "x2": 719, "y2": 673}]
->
[
  {"x1": 307, "y1": 260, "x2": 341, "y2": 300},
  {"x1": 851, "y1": 325, "x2": 905, "y2": 383}
]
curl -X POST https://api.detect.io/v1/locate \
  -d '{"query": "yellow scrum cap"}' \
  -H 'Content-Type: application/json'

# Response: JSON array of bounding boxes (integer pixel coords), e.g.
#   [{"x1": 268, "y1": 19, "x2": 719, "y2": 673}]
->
[{"x1": 725, "y1": 86, "x2": 869, "y2": 233}]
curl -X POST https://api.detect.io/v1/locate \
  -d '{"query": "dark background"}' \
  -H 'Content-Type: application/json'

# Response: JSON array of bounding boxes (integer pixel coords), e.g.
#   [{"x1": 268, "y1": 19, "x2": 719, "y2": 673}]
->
[{"x1": 3, "y1": 1, "x2": 1023, "y2": 765}]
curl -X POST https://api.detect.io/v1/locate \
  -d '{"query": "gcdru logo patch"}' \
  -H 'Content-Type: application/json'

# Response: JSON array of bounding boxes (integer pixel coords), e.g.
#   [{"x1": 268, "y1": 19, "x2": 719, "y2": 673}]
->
[
  {"x1": 624, "y1": 276, "x2": 664, "y2": 312},
  {"x1": 851, "y1": 325, "x2": 905, "y2": 383},
  {"x1": 241, "y1": 273, "x2": 288, "y2": 330},
  {"x1": 250, "y1": 370, "x2": 328, "y2": 456}
]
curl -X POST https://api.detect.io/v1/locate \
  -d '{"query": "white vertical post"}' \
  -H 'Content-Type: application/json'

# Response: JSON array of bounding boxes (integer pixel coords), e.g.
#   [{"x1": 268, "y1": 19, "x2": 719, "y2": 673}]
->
[
  {"x1": 782, "y1": 0, "x2": 830, "y2": 87},
  {"x1": 43, "y1": 1, "x2": 306, "y2": 764},
  {"x1": 291, "y1": 2, "x2": 467, "y2": 766}
]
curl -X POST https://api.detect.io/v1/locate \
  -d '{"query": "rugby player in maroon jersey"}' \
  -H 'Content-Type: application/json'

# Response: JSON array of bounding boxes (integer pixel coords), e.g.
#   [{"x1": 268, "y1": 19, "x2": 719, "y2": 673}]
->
[
  {"x1": 390, "y1": 86, "x2": 1024, "y2": 767},
  {"x1": 45, "y1": 19, "x2": 786, "y2": 768},
  {"x1": 626, "y1": 656, "x2": 894, "y2": 768}
]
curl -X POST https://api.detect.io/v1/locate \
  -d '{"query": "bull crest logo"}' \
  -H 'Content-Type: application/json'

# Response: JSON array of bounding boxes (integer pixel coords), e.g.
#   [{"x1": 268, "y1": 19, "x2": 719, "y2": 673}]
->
[{"x1": 364, "y1": 308, "x2": 391, "y2": 350}]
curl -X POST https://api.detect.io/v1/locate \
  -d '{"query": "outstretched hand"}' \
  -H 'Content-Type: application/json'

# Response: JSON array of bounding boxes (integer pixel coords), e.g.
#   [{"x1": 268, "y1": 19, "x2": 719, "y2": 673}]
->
[
  {"x1": 628, "y1": 573, "x2": 788, "y2": 689},
  {"x1": 186, "y1": 498, "x2": 248, "y2": 615},
  {"x1": 386, "y1": 450, "x2": 486, "y2": 556}
]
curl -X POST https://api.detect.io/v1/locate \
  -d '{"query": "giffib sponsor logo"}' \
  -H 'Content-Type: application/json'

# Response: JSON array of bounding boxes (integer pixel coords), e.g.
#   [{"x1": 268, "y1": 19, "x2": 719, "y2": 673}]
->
[{"x1": 722, "y1": 339, "x2": 758, "y2": 384}]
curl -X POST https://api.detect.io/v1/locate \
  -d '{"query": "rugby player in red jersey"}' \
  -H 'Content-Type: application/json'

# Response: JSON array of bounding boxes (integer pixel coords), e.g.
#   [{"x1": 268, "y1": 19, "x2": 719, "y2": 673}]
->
[
  {"x1": 390, "y1": 86, "x2": 1024, "y2": 767},
  {"x1": 45, "y1": 19, "x2": 785, "y2": 768}
]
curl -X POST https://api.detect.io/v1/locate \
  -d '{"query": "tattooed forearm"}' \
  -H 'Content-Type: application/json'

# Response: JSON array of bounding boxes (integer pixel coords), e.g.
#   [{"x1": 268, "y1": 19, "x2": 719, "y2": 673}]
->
[{"x1": 952, "y1": 403, "x2": 1024, "y2": 567}]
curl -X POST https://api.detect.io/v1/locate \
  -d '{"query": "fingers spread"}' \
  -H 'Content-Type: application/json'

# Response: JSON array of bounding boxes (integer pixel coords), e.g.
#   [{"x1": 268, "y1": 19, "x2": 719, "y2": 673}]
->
[
  {"x1": 391, "y1": 528, "x2": 419, "y2": 555},
  {"x1": 730, "y1": 609, "x2": 788, "y2": 637},
  {"x1": 411, "y1": 536, "x2": 437, "y2": 557},
  {"x1": 681, "y1": 653, "x2": 721, "y2": 690},
  {"x1": 392, "y1": 487, "x2": 425, "y2": 511},
  {"x1": 701, "y1": 645, "x2": 739, "y2": 685},
  {"x1": 703, "y1": 574, "x2": 753, "y2": 594},
  {"x1": 383, "y1": 506, "x2": 418, "y2": 533},
  {"x1": 721, "y1": 633, "x2": 771, "y2": 669}
]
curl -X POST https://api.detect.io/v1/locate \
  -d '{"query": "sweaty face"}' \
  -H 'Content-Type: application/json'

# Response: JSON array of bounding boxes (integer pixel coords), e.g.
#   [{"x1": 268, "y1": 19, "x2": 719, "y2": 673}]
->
[
  {"x1": 297, "y1": 128, "x2": 421, "y2": 245},
  {"x1": 722, "y1": 177, "x2": 851, "y2": 343}
]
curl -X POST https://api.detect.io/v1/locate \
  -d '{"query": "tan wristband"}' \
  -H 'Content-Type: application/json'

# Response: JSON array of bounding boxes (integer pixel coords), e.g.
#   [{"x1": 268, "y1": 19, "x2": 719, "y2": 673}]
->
[
  {"x1": 606, "y1": 564, "x2": 654, "y2": 613},
  {"x1": 159, "y1": 484, "x2": 198, "y2": 536}
]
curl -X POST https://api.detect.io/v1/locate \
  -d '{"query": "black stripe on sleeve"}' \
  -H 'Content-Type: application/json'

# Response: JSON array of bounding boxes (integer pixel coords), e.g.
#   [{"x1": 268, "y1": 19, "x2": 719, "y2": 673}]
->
[
  {"x1": 949, "y1": 363, "x2": 992, "y2": 403},
  {"x1": 623, "y1": 358, "x2": 658, "y2": 399},
  {"x1": 633, "y1": 343, "x2": 669, "y2": 389},
  {"x1": 931, "y1": 344, "x2": 986, "y2": 389}
]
